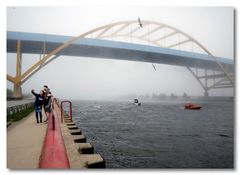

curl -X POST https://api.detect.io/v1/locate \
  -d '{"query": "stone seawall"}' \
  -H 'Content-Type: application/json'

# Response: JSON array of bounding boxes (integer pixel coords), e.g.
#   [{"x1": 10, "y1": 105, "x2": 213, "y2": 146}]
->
[
  {"x1": 7, "y1": 102, "x2": 34, "y2": 118},
  {"x1": 61, "y1": 111, "x2": 105, "y2": 168},
  {"x1": 7, "y1": 102, "x2": 34, "y2": 127}
]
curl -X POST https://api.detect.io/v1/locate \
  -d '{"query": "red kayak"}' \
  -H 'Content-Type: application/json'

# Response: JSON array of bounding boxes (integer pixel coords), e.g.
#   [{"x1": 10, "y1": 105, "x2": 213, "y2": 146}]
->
[{"x1": 185, "y1": 103, "x2": 202, "y2": 110}]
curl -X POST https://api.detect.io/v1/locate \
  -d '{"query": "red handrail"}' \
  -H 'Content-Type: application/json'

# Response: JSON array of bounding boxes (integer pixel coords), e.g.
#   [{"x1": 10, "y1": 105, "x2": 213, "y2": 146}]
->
[
  {"x1": 52, "y1": 114, "x2": 55, "y2": 130},
  {"x1": 61, "y1": 100, "x2": 72, "y2": 123},
  {"x1": 39, "y1": 101, "x2": 70, "y2": 168}
]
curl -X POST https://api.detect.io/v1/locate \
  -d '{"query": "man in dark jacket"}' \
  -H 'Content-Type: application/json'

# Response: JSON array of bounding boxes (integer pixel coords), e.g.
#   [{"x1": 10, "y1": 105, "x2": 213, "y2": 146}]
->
[{"x1": 31, "y1": 89, "x2": 44, "y2": 123}]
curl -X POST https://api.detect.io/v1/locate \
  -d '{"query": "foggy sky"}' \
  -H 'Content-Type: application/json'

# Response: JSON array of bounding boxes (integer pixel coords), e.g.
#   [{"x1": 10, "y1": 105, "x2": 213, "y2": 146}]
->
[{"x1": 7, "y1": 6, "x2": 234, "y2": 100}]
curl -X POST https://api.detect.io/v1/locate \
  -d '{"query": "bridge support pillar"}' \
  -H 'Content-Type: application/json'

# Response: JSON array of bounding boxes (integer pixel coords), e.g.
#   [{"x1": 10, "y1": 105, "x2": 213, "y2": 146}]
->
[
  {"x1": 203, "y1": 69, "x2": 209, "y2": 97},
  {"x1": 204, "y1": 90, "x2": 209, "y2": 97},
  {"x1": 13, "y1": 83, "x2": 22, "y2": 99},
  {"x1": 12, "y1": 40, "x2": 23, "y2": 99}
]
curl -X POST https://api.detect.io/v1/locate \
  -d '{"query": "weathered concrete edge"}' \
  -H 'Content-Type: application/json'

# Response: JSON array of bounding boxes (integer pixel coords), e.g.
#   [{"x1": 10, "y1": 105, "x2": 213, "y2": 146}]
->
[{"x1": 58, "y1": 103, "x2": 105, "y2": 168}]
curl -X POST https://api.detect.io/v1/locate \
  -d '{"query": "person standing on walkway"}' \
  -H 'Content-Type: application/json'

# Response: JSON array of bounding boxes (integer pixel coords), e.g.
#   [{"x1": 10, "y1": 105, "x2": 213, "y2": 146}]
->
[
  {"x1": 43, "y1": 85, "x2": 50, "y2": 96},
  {"x1": 31, "y1": 89, "x2": 44, "y2": 123},
  {"x1": 43, "y1": 85, "x2": 51, "y2": 122},
  {"x1": 43, "y1": 91, "x2": 53, "y2": 123}
]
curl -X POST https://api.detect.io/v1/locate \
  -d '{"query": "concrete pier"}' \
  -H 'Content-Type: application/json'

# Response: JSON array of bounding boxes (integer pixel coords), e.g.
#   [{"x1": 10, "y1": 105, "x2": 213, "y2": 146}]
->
[
  {"x1": 7, "y1": 99, "x2": 105, "y2": 169},
  {"x1": 7, "y1": 112, "x2": 47, "y2": 168},
  {"x1": 61, "y1": 112, "x2": 105, "y2": 168}
]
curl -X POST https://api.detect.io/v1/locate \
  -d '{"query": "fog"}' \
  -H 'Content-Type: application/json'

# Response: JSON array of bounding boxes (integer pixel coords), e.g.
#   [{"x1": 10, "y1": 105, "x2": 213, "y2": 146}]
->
[{"x1": 7, "y1": 7, "x2": 234, "y2": 100}]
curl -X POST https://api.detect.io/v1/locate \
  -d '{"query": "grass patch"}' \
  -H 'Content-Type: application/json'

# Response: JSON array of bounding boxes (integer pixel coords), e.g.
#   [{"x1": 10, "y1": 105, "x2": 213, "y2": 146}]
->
[{"x1": 7, "y1": 106, "x2": 34, "y2": 122}]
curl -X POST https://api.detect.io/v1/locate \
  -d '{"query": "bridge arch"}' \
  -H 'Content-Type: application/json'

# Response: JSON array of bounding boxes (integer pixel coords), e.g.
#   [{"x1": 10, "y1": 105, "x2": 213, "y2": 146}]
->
[{"x1": 7, "y1": 20, "x2": 234, "y2": 98}]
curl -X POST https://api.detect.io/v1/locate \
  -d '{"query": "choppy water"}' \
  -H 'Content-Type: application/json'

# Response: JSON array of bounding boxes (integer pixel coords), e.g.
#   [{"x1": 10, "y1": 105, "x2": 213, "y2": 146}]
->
[{"x1": 68, "y1": 100, "x2": 233, "y2": 168}]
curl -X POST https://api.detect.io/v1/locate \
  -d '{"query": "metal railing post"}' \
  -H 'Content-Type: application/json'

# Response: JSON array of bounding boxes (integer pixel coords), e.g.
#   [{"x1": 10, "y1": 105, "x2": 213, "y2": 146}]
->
[
  {"x1": 52, "y1": 114, "x2": 55, "y2": 130},
  {"x1": 61, "y1": 103, "x2": 63, "y2": 123},
  {"x1": 61, "y1": 100, "x2": 73, "y2": 123},
  {"x1": 69, "y1": 102, "x2": 72, "y2": 122}
]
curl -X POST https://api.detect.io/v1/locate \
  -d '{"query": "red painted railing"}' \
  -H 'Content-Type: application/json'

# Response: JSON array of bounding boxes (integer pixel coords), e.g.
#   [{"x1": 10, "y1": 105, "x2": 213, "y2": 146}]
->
[
  {"x1": 39, "y1": 100, "x2": 70, "y2": 169},
  {"x1": 61, "y1": 100, "x2": 72, "y2": 123}
]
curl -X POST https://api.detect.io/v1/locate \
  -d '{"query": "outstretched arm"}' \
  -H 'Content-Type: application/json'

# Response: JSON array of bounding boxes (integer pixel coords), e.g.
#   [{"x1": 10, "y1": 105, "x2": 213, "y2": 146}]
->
[{"x1": 31, "y1": 89, "x2": 38, "y2": 97}]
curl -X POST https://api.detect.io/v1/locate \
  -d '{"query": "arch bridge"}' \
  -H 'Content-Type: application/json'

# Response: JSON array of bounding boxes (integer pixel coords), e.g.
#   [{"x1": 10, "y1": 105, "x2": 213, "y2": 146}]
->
[{"x1": 7, "y1": 20, "x2": 234, "y2": 98}]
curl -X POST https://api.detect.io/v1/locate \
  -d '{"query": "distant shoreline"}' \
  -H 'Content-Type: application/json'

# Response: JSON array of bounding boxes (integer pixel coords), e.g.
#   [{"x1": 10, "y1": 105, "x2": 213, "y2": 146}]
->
[{"x1": 66, "y1": 96, "x2": 234, "y2": 103}]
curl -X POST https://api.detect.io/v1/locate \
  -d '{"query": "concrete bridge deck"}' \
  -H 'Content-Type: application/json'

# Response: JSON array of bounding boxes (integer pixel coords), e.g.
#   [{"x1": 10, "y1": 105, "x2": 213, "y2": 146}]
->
[{"x1": 7, "y1": 31, "x2": 234, "y2": 72}]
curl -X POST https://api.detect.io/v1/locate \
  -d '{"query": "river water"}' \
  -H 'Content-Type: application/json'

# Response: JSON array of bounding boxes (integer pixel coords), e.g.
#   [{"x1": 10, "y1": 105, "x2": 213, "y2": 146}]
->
[{"x1": 69, "y1": 100, "x2": 234, "y2": 168}]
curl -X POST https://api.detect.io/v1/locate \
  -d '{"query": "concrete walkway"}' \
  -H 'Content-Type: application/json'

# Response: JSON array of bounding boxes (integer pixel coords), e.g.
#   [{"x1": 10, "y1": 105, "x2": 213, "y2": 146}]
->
[{"x1": 7, "y1": 112, "x2": 47, "y2": 169}]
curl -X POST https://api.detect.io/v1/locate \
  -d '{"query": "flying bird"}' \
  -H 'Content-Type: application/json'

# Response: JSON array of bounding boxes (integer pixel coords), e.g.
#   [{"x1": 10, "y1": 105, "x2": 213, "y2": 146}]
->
[
  {"x1": 138, "y1": 17, "x2": 143, "y2": 28},
  {"x1": 152, "y1": 64, "x2": 157, "y2": 71}
]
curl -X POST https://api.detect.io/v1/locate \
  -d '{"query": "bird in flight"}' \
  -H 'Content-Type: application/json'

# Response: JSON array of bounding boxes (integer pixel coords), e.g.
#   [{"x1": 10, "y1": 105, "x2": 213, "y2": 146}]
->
[
  {"x1": 152, "y1": 64, "x2": 157, "y2": 71},
  {"x1": 138, "y1": 17, "x2": 143, "y2": 28}
]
